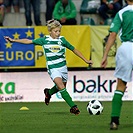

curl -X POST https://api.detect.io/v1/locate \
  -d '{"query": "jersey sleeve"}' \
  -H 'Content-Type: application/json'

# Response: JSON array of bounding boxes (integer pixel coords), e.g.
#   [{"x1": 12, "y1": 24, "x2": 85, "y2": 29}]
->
[
  {"x1": 61, "y1": 37, "x2": 75, "y2": 51},
  {"x1": 32, "y1": 38, "x2": 44, "y2": 46},
  {"x1": 109, "y1": 13, "x2": 122, "y2": 33}
]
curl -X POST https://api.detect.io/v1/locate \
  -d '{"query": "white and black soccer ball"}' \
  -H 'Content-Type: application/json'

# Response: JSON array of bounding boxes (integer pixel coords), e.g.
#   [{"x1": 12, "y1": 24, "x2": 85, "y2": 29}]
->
[{"x1": 87, "y1": 100, "x2": 103, "y2": 115}]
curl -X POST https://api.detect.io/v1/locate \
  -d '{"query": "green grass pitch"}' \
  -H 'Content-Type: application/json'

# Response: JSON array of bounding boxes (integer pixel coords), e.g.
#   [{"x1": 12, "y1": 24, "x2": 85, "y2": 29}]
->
[{"x1": 0, "y1": 101, "x2": 132, "y2": 133}]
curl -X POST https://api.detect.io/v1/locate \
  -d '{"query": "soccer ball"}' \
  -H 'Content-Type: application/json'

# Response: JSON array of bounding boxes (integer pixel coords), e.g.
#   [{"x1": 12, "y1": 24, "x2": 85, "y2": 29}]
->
[{"x1": 87, "y1": 99, "x2": 103, "y2": 115}]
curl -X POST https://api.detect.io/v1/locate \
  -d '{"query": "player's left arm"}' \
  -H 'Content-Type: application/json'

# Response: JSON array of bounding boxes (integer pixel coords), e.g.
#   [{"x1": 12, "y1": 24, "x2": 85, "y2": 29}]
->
[{"x1": 72, "y1": 48, "x2": 93, "y2": 65}]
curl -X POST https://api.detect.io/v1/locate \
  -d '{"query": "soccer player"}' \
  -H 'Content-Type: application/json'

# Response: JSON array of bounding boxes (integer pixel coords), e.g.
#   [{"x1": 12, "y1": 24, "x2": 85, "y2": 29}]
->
[
  {"x1": 101, "y1": 0, "x2": 133, "y2": 130},
  {"x1": 4, "y1": 19, "x2": 93, "y2": 115}
]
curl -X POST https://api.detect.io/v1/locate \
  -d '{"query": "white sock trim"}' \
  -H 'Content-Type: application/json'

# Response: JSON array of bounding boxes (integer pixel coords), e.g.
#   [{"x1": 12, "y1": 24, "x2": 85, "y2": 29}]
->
[
  {"x1": 115, "y1": 90, "x2": 124, "y2": 96},
  {"x1": 59, "y1": 88, "x2": 66, "y2": 93}
]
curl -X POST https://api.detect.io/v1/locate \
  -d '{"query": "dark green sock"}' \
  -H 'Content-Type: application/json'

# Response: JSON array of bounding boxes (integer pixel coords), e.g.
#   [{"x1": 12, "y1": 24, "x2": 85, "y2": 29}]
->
[
  {"x1": 49, "y1": 85, "x2": 59, "y2": 95},
  {"x1": 111, "y1": 90, "x2": 124, "y2": 117},
  {"x1": 60, "y1": 88, "x2": 75, "y2": 108}
]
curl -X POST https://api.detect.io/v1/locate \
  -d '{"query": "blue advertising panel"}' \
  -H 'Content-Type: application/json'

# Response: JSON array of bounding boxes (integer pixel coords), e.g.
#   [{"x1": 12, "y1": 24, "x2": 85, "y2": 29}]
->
[{"x1": 0, "y1": 28, "x2": 35, "y2": 67}]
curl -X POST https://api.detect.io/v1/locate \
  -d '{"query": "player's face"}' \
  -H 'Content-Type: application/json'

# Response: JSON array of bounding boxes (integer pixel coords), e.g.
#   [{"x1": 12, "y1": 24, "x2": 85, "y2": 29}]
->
[{"x1": 50, "y1": 27, "x2": 61, "y2": 39}]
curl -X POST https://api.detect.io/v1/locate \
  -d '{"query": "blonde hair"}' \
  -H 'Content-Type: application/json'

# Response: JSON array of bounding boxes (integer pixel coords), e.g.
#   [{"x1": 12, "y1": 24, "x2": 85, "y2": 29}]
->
[{"x1": 47, "y1": 19, "x2": 62, "y2": 31}]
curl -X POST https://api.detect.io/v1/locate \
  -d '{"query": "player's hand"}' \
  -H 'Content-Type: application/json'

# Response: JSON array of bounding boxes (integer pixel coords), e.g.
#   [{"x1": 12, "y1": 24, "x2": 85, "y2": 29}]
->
[
  {"x1": 101, "y1": 57, "x2": 107, "y2": 68},
  {"x1": 86, "y1": 60, "x2": 93, "y2": 66},
  {"x1": 4, "y1": 36, "x2": 14, "y2": 42},
  {"x1": 60, "y1": 18, "x2": 66, "y2": 23}
]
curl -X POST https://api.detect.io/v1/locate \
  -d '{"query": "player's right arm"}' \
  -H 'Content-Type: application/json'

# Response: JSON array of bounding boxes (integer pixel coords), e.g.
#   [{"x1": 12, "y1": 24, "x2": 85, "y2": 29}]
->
[
  {"x1": 101, "y1": 32, "x2": 117, "y2": 68},
  {"x1": 4, "y1": 36, "x2": 33, "y2": 44}
]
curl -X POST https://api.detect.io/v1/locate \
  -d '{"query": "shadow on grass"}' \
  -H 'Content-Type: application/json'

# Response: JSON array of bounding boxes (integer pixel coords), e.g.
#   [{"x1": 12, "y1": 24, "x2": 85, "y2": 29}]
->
[
  {"x1": 45, "y1": 111, "x2": 70, "y2": 115},
  {"x1": 120, "y1": 123, "x2": 133, "y2": 129}
]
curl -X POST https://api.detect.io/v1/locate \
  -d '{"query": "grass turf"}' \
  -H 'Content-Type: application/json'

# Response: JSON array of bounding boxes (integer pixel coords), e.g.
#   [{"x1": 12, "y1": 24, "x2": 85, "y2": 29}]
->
[{"x1": 0, "y1": 101, "x2": 132, "y2": 133}]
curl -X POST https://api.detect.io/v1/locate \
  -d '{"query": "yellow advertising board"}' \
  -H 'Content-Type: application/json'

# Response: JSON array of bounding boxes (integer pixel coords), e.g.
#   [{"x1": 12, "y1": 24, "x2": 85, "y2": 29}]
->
[
  {"x1": 62, "y1": 26, "x2": 91, "y2": 67},
  {"x1": 34, "y1": 26, "x2": 91, "y2": 68},
  {"x1": 90, "y1": 26, "x2": 121, "y2": 68}
]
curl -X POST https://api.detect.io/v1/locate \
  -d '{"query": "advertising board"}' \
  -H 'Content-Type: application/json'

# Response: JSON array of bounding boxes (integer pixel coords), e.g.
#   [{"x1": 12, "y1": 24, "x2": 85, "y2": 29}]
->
[{"x1": 0, "y1": 71, "x2": 132, "y2": 102}]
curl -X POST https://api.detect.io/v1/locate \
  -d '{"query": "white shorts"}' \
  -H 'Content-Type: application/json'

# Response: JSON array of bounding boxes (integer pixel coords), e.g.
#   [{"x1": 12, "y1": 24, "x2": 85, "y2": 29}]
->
[
  {"x1": 48, "y1": 66, "x2": 68, "y2": 82},
  {"x1": 114, "y1": 42, "x2": 133, "y2": 82}
]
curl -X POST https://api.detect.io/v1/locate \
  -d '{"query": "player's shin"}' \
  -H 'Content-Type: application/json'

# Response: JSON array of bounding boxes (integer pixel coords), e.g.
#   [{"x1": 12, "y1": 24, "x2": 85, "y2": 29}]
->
[
  {"x1": 59, "y1": 88, "x2": 75, "y2": 107},
  {"x1": 49, "y1": 85, "x2": 59, "y2": 95},
  {"x1": 111, "y1": 90, "x2": 124, "y2": 124}
]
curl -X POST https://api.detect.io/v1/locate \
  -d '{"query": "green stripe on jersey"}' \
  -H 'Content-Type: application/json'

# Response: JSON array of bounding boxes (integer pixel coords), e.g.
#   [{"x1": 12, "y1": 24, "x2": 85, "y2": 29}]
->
[
  {"x1": 48, "y1": 60, "x2": 66, "y2": 69},
  {"x1": 32, "y1": 35, "x2": 74, "y2": 70}
]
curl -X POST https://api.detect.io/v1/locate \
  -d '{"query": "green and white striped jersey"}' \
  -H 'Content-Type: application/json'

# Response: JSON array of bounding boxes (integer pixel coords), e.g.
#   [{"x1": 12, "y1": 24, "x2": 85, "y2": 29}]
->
[
  {"x1": 109, "y1": 5, "x2": 133, "y2": 42},
  {"x1": 32, "y1": 35, "x2": 75, "y2": 70}
]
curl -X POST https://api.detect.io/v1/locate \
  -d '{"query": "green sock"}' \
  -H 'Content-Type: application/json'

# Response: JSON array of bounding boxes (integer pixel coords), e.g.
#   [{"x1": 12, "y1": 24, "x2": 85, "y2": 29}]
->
[
  {"x1": 111, "y1": 90, "x2": 124, "y2": 117},
  {"x1": 49, "y1": 85, "x2": 59, "y2": 95},
  {"x1": 60, "y1": 88, "x2": 75, "y2": 108}
]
